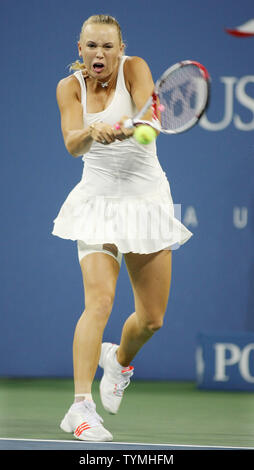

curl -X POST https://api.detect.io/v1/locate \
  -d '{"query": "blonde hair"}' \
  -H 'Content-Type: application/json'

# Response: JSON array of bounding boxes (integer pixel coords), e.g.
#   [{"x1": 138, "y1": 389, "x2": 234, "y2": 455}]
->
[{"x1": 69, "y1": 14, "x2": 124, "y2": 72}]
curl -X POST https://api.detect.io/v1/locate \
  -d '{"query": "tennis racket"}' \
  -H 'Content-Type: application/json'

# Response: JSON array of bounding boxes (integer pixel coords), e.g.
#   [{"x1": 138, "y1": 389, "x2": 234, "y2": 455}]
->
[{"x1": 115, "y1": 60, "x2": 210, "y2": 134}]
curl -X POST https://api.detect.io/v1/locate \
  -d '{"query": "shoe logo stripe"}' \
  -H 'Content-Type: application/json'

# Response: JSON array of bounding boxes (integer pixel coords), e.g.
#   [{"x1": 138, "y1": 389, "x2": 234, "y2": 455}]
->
[
  {"x1": 121, "y1": 366, "x2": 134, "y2": 373},
  {"x1": 75, "y1": 421, "x2": 91, "y2": 436}
]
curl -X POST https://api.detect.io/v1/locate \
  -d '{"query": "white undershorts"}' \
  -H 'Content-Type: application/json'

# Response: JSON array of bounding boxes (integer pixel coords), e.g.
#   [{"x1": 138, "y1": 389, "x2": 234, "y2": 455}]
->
[
  {"x1": 77, "y1": 240, "x2": 123, "y2": 267},
  {"x1": 77, "y1": 240, "x2": 173, "y2": 268}
]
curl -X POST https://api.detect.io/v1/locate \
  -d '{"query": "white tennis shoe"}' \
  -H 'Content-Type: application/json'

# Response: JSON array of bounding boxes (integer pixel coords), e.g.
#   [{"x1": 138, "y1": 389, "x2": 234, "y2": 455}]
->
[
  {"x1": 99, "y1": 342, "x2": 134, "y2": 414},
  {"x1": 60, "y1": 400, "x2": 113, "y2": 441}
]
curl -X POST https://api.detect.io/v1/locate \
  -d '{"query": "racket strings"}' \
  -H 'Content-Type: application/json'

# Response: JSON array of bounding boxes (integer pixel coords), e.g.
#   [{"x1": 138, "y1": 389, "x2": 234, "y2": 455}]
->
[{"x1": 158, "y1": 64, "x2": 208, "y2": 132}]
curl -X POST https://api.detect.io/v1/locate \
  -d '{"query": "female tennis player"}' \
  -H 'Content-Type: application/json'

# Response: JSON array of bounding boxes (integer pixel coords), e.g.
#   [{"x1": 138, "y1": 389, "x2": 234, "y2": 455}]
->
[{"x1": 52, "y1": 14, "x2": 192, "y2": 441}]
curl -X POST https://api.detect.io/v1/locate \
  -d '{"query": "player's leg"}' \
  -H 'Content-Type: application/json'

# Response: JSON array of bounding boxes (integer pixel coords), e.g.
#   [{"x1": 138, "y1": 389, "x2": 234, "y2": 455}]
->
[
  {"x1": 117, "y1": 249, "x2": 172, "y2": 366},
  {"x1": 99, "y1": 249, "x2": 171, "y2": 414},
  {"x1": 73, "y1": 244, "x2": 121, "y2": 396},
  {"x1": 60, "y1": 243, "x2": 121, "y2": 441}
]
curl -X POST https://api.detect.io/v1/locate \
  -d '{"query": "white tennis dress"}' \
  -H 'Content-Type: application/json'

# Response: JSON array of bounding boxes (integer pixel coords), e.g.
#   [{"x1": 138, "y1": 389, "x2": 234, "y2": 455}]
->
[{"x1": 52, "y1": 56, "x2": 193, "y2": 254}]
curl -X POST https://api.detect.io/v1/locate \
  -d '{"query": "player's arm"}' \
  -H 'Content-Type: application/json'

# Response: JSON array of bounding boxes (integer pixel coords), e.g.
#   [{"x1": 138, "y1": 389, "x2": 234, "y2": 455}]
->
[
  {"x1": 115, "y1": 57, "x2": 160, "y2": 139},
  {"x1": 125, "y1": 56, "x2": 155, "y2": 122},
  {"x1": 56, "y1": 76, "x2": 94, "y2": 157},
  {"x1": 57, "y1": 76, "x2": 117, "y2": 155}
]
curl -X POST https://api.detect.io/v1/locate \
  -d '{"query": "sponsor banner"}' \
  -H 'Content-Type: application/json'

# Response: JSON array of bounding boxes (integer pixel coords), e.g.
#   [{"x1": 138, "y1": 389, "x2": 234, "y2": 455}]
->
[
  {"x1": 200, "y1": 75, "x2": 254, "y2": 131},
  {"x1": 196, "y1": 332, "x2": 254, "y2": 390}
]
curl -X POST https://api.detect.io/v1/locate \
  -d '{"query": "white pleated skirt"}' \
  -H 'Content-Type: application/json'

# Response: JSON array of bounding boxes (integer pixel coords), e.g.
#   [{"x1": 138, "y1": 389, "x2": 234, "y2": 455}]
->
[{"x1": 52, "y1": 174, "x2": 193, "y2": 254}]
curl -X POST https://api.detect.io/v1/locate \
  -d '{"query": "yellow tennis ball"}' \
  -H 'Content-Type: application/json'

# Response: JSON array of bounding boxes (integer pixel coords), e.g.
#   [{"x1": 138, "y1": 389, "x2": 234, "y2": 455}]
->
[{"x1": 134, "y1": 125, "x2": 157, "y2": 145}]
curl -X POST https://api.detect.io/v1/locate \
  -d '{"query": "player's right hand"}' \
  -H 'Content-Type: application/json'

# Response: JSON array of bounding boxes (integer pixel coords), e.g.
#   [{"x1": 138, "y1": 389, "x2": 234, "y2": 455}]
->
[{"x1": 89, "y1": 122, "x2": 116, "y2": 145}]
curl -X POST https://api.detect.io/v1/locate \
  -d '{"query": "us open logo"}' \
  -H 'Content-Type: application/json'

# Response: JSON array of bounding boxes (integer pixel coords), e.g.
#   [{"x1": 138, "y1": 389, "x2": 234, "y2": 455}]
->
[
  {"x1": 200, "y1": 76, "x2": 254, "y2": 131},
  {"x1": 199, "y1": 19, "x2": 254, "y2": 131}
]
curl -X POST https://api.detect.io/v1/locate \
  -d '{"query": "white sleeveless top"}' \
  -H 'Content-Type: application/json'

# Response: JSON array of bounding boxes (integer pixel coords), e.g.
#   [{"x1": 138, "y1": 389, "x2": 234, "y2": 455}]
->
[
  {"x1": 52, "y1": 56, "x2": 193, "y2": 253},
  {"x1": 73, "y1": 55, "x2": 168, "y2": 197}
]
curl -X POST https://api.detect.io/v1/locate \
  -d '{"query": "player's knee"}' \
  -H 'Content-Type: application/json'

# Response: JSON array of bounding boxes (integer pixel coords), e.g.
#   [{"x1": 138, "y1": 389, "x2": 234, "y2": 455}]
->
[
  {"x1": 143, "y1": 316, "x2": 164, "y2": 334},
  {"x1": 87, "y1": 292, "x2": 115, "y2": 322},
  {"x1": 94, "y1": 293, "x2": 114, "y2": 315}
]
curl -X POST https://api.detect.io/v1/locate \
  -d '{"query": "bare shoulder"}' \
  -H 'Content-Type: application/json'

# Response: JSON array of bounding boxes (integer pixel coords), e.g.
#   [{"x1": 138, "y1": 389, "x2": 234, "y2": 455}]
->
[
  {"x1": 56, "y1": 75, "x2": 80, "y2": 106},
  {"x1": 124, "y1": 56, "x2": 153, "y2": 91},
  {"x1": 124, "y1": 56, "x2": 152, "y2": 77}
]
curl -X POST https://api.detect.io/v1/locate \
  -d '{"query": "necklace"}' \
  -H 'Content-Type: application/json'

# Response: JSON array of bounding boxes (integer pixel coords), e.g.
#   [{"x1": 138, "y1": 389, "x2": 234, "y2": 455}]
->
[
  {"x1": 94, "y1": 75, "x2": 115, "y2": 89},
  {"x1": 84, "y1": 74, "x2": 111, "y2": 88},
  {"x1": 100, "y1": 81, "x2": 109, "y2": 88},
  {"x1": 85, "y1": 70, "x2": 117, "y2": 89}
]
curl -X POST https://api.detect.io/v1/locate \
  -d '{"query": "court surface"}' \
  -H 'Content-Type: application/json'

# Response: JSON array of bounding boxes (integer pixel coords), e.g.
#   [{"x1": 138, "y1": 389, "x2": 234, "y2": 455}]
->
[{"x1": 1, "y1": 378, "x2": 254, "y2": 450}]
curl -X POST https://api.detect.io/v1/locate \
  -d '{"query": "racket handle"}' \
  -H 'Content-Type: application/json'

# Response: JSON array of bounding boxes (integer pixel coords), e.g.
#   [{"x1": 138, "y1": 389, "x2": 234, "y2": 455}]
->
[
  {"x1": 123, "y1": 118, "x2": 133, "y2": 129},
  {"x1": 114, "y1": 118, "x2": 133, "y2": 130}
]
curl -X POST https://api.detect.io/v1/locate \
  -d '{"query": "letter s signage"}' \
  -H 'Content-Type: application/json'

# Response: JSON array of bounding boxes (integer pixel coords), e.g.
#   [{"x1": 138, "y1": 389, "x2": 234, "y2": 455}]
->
[{"x1": 200, "y1": 76, "x2": 254, "y2": 131}]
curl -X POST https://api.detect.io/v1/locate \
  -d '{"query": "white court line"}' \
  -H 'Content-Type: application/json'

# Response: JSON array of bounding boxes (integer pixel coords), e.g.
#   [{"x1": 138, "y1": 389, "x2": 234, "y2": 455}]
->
[{"x1": 0, "y1": 438, "x2": 254, "y2": 450}]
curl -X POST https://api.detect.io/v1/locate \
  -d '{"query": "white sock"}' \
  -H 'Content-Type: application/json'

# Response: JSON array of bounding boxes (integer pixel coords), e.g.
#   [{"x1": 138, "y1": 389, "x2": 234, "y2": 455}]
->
[{"x1": 74, "y1": 393, "x2": 93, "y2": 404}]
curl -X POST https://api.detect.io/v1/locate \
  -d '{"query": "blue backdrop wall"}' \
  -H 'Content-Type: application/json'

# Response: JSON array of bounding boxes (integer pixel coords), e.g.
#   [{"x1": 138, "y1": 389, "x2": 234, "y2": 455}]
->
[{"x1": 1, "y1": 0, "x2": 253, "y2": 380}]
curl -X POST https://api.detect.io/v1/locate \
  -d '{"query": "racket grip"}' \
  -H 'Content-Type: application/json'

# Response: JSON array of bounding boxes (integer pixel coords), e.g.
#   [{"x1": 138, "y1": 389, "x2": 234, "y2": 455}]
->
[
  {"x1": 114, "y1": 119, "x2": 133, "y2": 130},
  {"x1": 123, "y1": 118, "x2": 133, "y2": 129}
]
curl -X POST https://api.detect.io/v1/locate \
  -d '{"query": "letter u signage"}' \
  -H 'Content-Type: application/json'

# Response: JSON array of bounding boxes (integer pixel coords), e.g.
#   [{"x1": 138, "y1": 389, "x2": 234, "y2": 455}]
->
[{"x1": 196, "y1": 333, "x2": 254, "y2": 390}]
